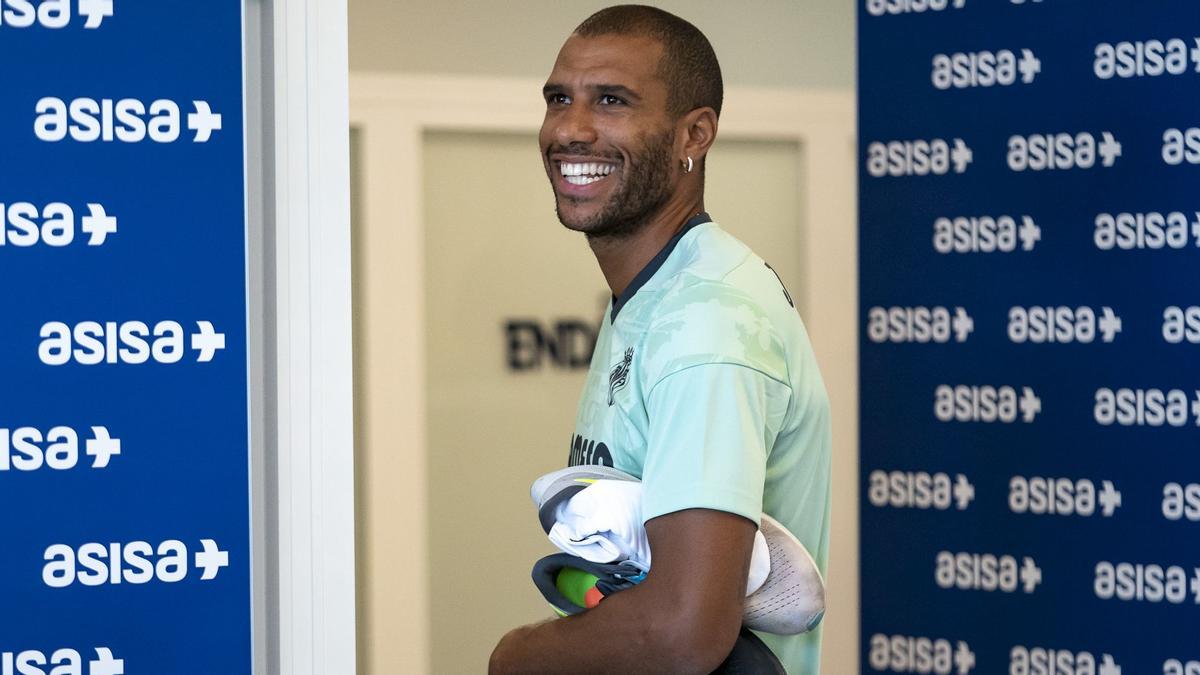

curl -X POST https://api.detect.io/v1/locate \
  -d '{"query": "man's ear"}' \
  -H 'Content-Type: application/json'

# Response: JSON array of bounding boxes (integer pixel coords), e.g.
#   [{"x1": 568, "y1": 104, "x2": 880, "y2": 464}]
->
[{"x1": 678, "y1": 107, "x2": 719, "y2": 166}]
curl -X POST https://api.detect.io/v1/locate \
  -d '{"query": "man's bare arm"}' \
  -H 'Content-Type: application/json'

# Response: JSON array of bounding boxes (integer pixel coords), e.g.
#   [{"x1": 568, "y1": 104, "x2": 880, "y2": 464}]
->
[{"x1": 489, "y1": 508, "x2": 757, "y2": 675}]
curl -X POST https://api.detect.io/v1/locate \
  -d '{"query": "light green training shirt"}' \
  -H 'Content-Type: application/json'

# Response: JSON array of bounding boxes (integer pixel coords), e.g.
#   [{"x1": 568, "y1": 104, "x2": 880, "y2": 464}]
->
[{"x1": 567, "y1": 214, "x2": 833, "y2": 674}]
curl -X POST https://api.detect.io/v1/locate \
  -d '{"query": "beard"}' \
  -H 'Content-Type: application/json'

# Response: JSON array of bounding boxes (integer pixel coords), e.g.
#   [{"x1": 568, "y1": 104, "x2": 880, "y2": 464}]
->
[{"x1": 551, "y1": 129, "x2": 675, "y2": 240}]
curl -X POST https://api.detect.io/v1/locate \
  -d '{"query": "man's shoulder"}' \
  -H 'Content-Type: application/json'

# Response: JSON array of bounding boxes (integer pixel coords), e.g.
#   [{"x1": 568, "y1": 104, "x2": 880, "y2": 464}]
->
[
  {"x1": 637, "y1": 285, "x2": 789, "y2": 389},
  {"x1": 648, "y1": 223, "x2": 763, "y2": 305},
  {"x1": 619, "y1": 222, "x2": 813, "y2": 388},
  {"x1": 667, "y1": 221, "x2": 754, "y2": 279}
]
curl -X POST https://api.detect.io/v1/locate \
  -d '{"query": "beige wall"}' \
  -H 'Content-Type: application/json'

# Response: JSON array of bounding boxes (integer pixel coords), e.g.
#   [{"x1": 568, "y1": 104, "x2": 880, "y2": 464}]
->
[
  {"x1": 422, "y1": 131, "x2": 805, "y2": 673},
  {"x1": 349, "y1": 0, "x2": 855, "y2": 89},
  {"x1": 349, "y1": 78, "x2": 858, "y2": 673},
  {"x1": 349, "y1": 2, "x2": 858, "y2": 670}
]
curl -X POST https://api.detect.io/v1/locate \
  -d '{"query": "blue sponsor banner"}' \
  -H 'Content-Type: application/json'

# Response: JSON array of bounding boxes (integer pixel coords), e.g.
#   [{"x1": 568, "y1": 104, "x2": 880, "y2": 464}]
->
[
  {"x1": 0, "y1": 2, "x2": 251, "y2": 673},
  {"x1": 859, "y1": 2, "x2": 1200, "y2": 674}
]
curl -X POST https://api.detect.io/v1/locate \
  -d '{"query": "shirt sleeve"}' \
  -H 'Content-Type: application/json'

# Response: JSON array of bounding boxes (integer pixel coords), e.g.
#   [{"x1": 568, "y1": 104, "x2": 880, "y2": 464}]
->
[{"x1": 640, "y1": 362, "x2": 791, "y2": 525}]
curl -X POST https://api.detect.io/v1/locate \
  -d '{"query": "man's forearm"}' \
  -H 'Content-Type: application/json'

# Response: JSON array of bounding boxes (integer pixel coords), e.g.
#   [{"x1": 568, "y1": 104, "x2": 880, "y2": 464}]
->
[
  {"x1": 489, "y1": 581, "x2": 730, "y2": 675},
  {"x1": 492, "y1": 509, "x2": 754, "y2": 674}
]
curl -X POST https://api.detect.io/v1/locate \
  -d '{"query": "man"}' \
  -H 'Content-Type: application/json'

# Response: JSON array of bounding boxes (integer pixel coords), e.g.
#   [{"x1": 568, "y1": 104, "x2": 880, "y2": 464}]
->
[{"x1": 490, "y1": 5, "x2": 832, "y2": 673}]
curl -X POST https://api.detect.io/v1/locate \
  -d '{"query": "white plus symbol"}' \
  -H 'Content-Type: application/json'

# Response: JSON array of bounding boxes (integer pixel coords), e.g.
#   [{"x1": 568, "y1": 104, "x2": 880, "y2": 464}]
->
[
  {"x1": 191, "y1": 321, "x2": 226, "y2": 362},
  {"x1": 1098, "y1": 480, "x2": 1122, "y2": 516},
  {"x1": 1098, "y1": 132, "x2": 1122, "y2": 167},
  {"x1": 1020, "y1": 557, "x2": 1042, "y2": 593},
  {"x1": 194, "y1": 539, "x2": 229, "y2": 581},
  {"x1": 85, "y1": 426, "x2": 121, "y2": 469},
  {"x1": 950, "y1": 139, "x2": 973, "y2": 173},
  {"x1": 953, "y1": 475, "x2": 975, "y2": 510},
  {"x1": 1017, "y1": 49, "x2": 1041, "y2": 83},
  {"x1": 1098, "y1": 655, "x2": 1121, "y2": 675},
  {"x1": 1019, "y1": 387, "x2": 1042, "y2": 422},
  {"x1": 952, "y1": 307, "x2": 974, "y2": 342},
  {"x1": 77, "y1": 0, "x2": 113, "y2": 29},
  {"x1": 1189, "y1": 568, "x2": 1200, "y2": 602},
  {"x1": 81, "y1": 203, "x2": 117, "y2": 246},
  {"x1": 187, "y1": 101, "x2": 223, "y2": 143},
  {"x1": 89, "y1": 648, "x2": 124, "y2": 675},
  {"x1": 953, "y1": 642, "x2": 976, "y2": 675},
  {"x1": 1098, "y1": 307, "x2": 1122, "y2": 342},
  {"x1": 1191, "y1": 38, "x2": 1200, "y2": 72},
  {"x1": 1018, "y1": 216, "x2": 1041, "y2": 251},
  {"x1": 1191, "y1": 391, "x2": 1200, "y2": 425}
]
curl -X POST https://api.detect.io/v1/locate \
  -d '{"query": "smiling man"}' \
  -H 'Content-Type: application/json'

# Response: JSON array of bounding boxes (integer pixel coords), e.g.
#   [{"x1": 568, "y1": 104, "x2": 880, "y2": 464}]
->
[{"x1": 489, "y1": 6, "x2": 832, "y2": 674}]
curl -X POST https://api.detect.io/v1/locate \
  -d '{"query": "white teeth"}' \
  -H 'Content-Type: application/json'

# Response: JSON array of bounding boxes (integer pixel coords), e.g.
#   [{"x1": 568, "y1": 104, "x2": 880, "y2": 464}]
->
[
  {"x1": 565, "y1": 175, "x2": 603, "y2": 185},
  {"x1": 559, "y1": 162, "x2": 615, "y2": 178}
]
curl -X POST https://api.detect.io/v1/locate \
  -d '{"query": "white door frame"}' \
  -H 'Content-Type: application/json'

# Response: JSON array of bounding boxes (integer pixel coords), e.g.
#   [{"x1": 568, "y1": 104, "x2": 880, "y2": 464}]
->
[
  {"x1": 267, "y1": 1, "x2": 356, "y2": 674},
  {"x1": 349, "y1": 72, "x2": 858, "y2": 675}
]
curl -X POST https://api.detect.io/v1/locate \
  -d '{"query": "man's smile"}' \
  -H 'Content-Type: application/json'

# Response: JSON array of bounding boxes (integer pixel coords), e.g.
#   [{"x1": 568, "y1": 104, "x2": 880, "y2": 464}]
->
[
  {"x1": 559, "y1": 161, "x2": 617, "y2": 186},
  {"x1": 551, "y1": 156, "x2": 622, "y2": 197}
]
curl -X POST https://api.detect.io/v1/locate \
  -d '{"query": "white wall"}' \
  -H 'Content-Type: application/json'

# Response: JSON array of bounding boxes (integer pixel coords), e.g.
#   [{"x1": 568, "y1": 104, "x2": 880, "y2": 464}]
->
[{"x1": 349, "y1": 0, "x2": 854, "y2": 89}]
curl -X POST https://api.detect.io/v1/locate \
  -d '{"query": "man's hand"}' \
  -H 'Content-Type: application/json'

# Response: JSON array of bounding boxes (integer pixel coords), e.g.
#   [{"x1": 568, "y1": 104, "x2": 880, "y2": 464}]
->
[{"x1": 489, "y1": 508, "x2": 756, "y2": 674}]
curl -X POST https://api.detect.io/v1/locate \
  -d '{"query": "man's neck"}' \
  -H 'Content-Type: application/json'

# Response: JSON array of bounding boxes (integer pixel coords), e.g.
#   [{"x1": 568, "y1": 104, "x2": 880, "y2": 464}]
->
[{"x1": 589, "y1": 197, "x2": 705, "y2": 300}]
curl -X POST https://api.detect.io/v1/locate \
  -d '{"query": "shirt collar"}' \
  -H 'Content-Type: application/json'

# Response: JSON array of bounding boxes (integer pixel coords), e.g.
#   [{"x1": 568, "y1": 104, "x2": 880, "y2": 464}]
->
[{"x1": 610, "y1": 212, "x2": 712, "y2": 322}]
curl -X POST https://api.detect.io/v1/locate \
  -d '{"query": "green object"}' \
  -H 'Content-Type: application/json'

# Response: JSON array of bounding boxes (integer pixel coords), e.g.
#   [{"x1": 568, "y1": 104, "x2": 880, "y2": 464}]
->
[{"x1": 555, "y1": 567, "x2": 599, "y2": 608}]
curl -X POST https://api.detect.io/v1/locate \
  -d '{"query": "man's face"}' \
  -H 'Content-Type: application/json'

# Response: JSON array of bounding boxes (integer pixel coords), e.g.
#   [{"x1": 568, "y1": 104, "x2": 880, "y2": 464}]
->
[{"x1": 540, "y1": 34, "x2": 678, "y2": 238}]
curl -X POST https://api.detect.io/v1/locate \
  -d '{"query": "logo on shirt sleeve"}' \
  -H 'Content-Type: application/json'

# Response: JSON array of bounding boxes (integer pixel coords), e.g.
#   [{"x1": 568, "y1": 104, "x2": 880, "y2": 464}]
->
[
  {"x1": 608, "y1": 347, "x2": 634, "y2": 405},
  {"x1": 568, "y1": 434, "x2": 613, "y2": 467}
]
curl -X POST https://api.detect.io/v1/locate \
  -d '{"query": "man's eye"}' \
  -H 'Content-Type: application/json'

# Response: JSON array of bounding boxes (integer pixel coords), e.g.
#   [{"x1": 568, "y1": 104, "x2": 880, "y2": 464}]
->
[
  {"x1": 547, "y1": 93, "x2": 570, "y2": 105},
  {"x1": 598, "y1": 94, "x2": 625, "y2": 105}
]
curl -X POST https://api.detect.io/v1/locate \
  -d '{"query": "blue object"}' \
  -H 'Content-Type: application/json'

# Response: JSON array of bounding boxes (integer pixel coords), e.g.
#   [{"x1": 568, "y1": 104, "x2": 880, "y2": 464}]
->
[
  {"x1": 0, "y1": 3, "x2": 252, "y2": 673},
  {"x1": 860, "y1": 3, "x2": 1200, "y2": 673}
]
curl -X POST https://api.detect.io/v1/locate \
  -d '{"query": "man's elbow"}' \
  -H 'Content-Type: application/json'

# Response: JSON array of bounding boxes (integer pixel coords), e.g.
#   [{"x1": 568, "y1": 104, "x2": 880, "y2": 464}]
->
[{"x1": 646, "y1": 606, "x2": 743, "y2": 674}]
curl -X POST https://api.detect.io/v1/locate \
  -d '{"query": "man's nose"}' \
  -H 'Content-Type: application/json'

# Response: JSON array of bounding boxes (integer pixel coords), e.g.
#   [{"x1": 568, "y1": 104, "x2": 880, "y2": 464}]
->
[{"x1": 556, "y1": 103, "x2": 598, "y2": 147}]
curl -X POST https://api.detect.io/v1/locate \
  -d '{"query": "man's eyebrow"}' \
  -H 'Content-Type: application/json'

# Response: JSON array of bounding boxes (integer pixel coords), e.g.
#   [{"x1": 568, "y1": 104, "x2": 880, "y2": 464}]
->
[
  {"x1": 541, "y1": 83, "x2": 642, "y2": 102},
  {"x1": 594, "y1": 84, "x2": 641, "y2": 101}
]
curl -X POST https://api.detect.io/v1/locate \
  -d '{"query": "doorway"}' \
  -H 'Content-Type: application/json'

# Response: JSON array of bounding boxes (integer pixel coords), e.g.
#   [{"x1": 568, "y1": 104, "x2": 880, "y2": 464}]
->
[{"x1": 349, "y1": 74, "x2": 855, "y2": 674}]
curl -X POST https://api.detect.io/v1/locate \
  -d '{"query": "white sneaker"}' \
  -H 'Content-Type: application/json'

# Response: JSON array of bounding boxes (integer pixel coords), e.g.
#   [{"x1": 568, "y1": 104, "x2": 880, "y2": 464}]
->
[
  {"x1": 531, "y1": 466, "x2": 827, "y2": 635},
  {"x1": 743, "y1": 514, "x2": 826, "y2": 635}
]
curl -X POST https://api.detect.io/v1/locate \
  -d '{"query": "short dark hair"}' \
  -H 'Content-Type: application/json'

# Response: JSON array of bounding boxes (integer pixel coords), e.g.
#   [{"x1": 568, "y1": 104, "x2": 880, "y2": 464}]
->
[{"x1": 574, "y1": 5, "x2": 723, "y2": 119}]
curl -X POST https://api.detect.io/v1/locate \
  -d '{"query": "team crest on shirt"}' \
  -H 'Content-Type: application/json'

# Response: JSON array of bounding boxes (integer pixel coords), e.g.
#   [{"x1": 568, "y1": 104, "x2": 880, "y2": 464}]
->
[{"x1": 608, "y1": 347, "x2": 634, "y2": 406}]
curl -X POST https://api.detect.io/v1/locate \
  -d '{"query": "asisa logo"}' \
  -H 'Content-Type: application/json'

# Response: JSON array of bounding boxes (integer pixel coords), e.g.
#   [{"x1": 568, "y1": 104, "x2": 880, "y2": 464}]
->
[
  {"x1": 608, "y1": 347, "x2": 633, "y2": 406},
  {"x1": 568, "y1": 434, "x2": 612, "y2": 468}
]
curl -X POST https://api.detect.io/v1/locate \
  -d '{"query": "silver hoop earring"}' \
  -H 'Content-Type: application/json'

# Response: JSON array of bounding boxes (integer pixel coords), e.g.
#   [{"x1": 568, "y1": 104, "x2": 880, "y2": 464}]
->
[{"x1": 684, "y1": 156, "x2": 694, "y2": 173}]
